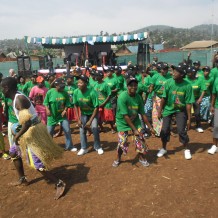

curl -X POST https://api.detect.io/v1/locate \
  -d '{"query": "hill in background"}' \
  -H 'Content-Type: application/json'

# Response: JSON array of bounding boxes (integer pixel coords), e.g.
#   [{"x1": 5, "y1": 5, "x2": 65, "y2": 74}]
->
[
  {"x1": 133, "y1": 24, "x2": 218, "y2": 48},
  {"x1": 0, "y1": 24, "x2": 218, "y2": 55}
]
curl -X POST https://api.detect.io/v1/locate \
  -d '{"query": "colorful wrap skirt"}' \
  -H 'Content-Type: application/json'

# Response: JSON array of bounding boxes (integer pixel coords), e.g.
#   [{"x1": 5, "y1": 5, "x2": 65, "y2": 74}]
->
[
  {"x1": 152, "y1": 96, "x2": 163, "y2": 136},
  {"x1": 117, "y1": 128, "x2": 148, "y2": 155}
]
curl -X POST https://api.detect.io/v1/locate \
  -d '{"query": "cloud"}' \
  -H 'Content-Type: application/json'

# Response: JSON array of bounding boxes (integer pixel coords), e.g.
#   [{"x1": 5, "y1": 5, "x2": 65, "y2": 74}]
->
[{"x1": 0, "y1": 0, "x2": 217, "y2": 39}]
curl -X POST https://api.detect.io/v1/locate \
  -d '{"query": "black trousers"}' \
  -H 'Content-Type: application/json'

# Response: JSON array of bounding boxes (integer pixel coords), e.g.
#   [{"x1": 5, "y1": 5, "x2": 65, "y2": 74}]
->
[
  {"x1": 160, "y1": 112, "x2": 189, "y2": 145},
  {"x1": 193, "y1": 102, "x2": 201, "y2": 128}
]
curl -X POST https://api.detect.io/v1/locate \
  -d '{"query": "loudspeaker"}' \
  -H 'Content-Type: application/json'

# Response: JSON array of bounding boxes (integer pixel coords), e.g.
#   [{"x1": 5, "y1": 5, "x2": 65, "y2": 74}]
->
[
  {"x1": 137, "y1": 53, "x2": 150, "y2": 66},
  {"x1": 17, "y1": 56, "x2": 32, "y2": 77},
  {"x1": 17, "y1": 57, "x2": 24, "y2": 71},
  {"x1": 39, "y1": 58, "x2": 45, "y2": 69},
  {"x1": 63, "y1": 57, "x2": 67, "y2": 64},
  {"x1": 137, "y1": 53, "x2": 145, "y2": 66},
  {"x1": 138, "y1": 43, "x2": 150, "y2": 54},
  {"x1": 23, "y1": 57, "x2": 31, "y2": 71},
  {"x1": 137, "y1": 43, "x2": 150, "y2": 66}
]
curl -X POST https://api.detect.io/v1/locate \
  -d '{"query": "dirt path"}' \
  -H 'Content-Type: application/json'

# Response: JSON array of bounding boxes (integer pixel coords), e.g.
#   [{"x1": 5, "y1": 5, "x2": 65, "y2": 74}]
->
[{"x1": 0, "y1": 124, "x2": 217, "y2": 218}]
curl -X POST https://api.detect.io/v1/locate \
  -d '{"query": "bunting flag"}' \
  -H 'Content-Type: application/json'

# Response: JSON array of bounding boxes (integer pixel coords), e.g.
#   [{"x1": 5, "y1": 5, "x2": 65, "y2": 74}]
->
[{"x1": 24, "y1": 32, "x2": 148, "y2": 46}]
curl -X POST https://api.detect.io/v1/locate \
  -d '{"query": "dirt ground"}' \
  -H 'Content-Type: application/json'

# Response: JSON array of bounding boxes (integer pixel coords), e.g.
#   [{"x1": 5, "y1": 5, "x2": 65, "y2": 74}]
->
[{"x1": 0, "y1": 122, "x2": 218, "y2": 218}]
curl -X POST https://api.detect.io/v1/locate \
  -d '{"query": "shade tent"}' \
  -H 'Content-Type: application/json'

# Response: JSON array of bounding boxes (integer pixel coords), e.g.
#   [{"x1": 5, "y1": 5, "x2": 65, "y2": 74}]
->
[
  {"x1": 24, "y1": 32, "x2": 148, "y2": 48},
  {"x1": 25, "y1": 32, "x2": 148, "y2": 67}
]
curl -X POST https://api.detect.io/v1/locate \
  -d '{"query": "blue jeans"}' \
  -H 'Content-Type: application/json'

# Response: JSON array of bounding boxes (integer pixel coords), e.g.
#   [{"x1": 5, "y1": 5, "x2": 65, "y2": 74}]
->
[
  {"x1": 47, "y1": 119, "x2": 73, "y2": 150},
  {"x1": 80, "y1": 115, "x2": 100, "y2": 150}
]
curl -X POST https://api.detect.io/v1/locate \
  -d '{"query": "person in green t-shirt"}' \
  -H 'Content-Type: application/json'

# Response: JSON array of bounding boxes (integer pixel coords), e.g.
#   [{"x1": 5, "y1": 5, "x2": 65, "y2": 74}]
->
[
  {"x1": 88, "y1": 69, "x2": 97, "y2": 88},
  {"x1": 157, "y1": 64, "x2": 195, "y2": 160},
  {"x1": 53, "y1": 75, "x2": 77, "y2": 138},
  {"x1": 104, "y1": 67, "x2": 119, "y2": 117},
  {"x1": 73, "y1": 74, "x2": 104, "y2": 156},
  {"x1": 17, "y1": 76, "x2": 25, "y2": 93},
  {"x1": 200, "y1": 66, "x2": 214, "y2": 121},
  {"x1": 208, "y1": 77, "x2": 218, "y2": 154},
  {"x1": 64, "y1": 75, "x2": 77, "y2": 121},
  {"x1": 45, "y1": 73, "x2": 56, "y2": 89},
  {"x1": 94, "y1": 71, "x2": 116, "y2": 133},
  {"x1": 4, "y1": 97, "x2": 19, "y2": 148},
  {"x1": 72, "y1": 67, "x2": 82, "y2": 86},
  {"x1": 0, "y1": 92, "x2": 11, "y2": 160},
  {"x1": 149, "y1": 63, "x2": 158, "y2": 77},
  {"x1": 134, "y1": 65, "x2": 142, "y2": 83},
  {"x1": 44, "y1": 78, "x2": 77, "y2": 152},
  {"x1": 143, "y1": 67, "x2": 154, "y2": 124},
  {"x1": 114, "y1": 66, "x2": 124, "y2": 96},
  {"x1": 185, "y1": 66, "x2": 207, "y2": 133},
  {"x1": 112, "y1": 77, "x2": 155, "y2": 168},
  {"x1": 210, "y1": 65, "x2": 218, "y2": 79},
  {"x1": 193, "y1": 61, "x2": 204, "y2": 78},
  {"x1": 22, "y1": 73, "x2": 37, "y2": 97},
  {"x1": 149, "y1": 62, "x2": 171, "y2": 136}
]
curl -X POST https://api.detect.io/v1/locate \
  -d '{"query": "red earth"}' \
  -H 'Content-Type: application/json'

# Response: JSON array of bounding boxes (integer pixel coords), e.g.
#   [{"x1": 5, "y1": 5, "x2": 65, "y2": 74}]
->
[{"x1": 0, "y1": 122, "x2": 218, "y2": 218}]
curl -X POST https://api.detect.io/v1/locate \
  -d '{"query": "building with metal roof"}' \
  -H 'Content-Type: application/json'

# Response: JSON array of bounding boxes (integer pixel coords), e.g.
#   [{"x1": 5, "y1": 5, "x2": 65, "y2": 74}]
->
[{"x1": 180, "y1": 40, "x2": 218, "y2": 50}]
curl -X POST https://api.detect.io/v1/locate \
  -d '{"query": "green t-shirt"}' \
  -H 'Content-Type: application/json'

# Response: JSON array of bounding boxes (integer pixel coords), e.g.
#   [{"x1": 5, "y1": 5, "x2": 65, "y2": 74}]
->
[
  {"x1": 151, "y1": 73, "x2": 168, "y2": 97},
  {"x1": 114, "y1": 74, "x2": 124, "y2": 95},
  {"x1": 184, "y1": 77, "x2": 207, "y2": 99},
  {"x1": 212, "y1": 78, "x2": 218, "y2": 108},
  {"x1": 210, "y1": 67, "x2": 218, "y2": 79},
  {"x1": 104, "y1": 76, "x2": 119, "y2": 98},
  {"x1": 17, "y1": 84, "x2": 25, "y2": 93},
  {"x1": 197, "y1": 70, "x2": 204, "y2": 78},
  {"x1": 165, "y1": 71, "x2": 172, "y2": 79},
  {"x1": 150, "y1": 70, "x2": 158, "y2": 77},
  {"x1": 44, "y1": 81, "x2": 51, "y2": 89},
  {"x1": 116, "y1": 91, "x2": 145, "y2": 132},
  {"x1": 94, "y1": 81, "x2": 112, "y2": 108},
  {"x1": 135, "y1": 73, "x2": 142, "y2": 83},
  {"x1": 73, "y1": 88, "x2": 99, "y2": 115},
  {"x1": 143, "y1": 75, "x2": 153, "y2": 99},
  {"x1": 137, "y1": 82, "x2": 147, "y2": 97},
  {"x1": 5, "y1": 98, "x2": 18, "y2": 123},
  {"x1": 89, "y1": 77, "x2": 97, "y2": 88},
  {"x1": 43, "y1": 88, "x2": 70, "y2": 125},
  {"x1": 123, "y1": 80, "x2": 127, "y2": 91},
  {"x1": 203, "y1": 76, "x2": 214, "y2": 97},
  {"x1": 162, "y1": 78, "x2": 195, "y2": 117},
  {"x1": 0, "y1": 92, "x2": 4, "y2": 107},
  {"x1": 64, "y1": 84, "x2": 77, "y2": 108},
  {"x1": 23, "y1": 81, "x2": 36, "y2": 97},
  {"x1": 73, "y1": 77, "x2": 79, "y2": 86}
]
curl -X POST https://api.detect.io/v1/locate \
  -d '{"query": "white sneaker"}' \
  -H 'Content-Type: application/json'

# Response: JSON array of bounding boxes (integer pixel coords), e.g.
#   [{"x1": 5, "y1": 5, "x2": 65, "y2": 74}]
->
[
  {"x1": 77, "y1": 149, "x2": 88, "y2": 156},
  {"x1": 157, "y1": 148, "x2": 167, "y2": 157},
  {"x1": 139, "y1": 159, "x2": 150, "y2": 167},
  {"x1": 196, "y1": 127, "x2": 204, "y2": 133},
  {"x1": 97, "y1": 148, "x2": 104, "y2": 155},
  {"x1": 208, "y1": 145, "x2": 218, "y2": 155},
  {"x1": 70, "y1": 147, "x2": 77, "y2": 152},
  {"x1": 184, "y1": 149, "x2": 192, "y2": 160}
]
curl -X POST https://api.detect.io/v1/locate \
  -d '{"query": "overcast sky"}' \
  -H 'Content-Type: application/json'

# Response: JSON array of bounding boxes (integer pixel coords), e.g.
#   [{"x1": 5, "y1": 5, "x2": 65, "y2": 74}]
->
[{"x1": 1, "y1": 0, "x2": 217, "y2": 40}]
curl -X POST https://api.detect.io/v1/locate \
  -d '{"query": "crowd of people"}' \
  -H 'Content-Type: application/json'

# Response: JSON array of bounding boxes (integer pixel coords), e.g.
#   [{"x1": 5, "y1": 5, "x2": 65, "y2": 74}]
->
[{"x1": 0, "y1": 55, "x2": 218, "y2": 199}]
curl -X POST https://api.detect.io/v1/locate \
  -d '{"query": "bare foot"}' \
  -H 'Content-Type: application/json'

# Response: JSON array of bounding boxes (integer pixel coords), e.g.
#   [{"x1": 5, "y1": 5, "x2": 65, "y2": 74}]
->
[
  {"x1": 111, "y1": 129, "x2": 116, "y2": 134},
  {"x1": 9, "y1": 177, "x2": 29, "y2": 186},
  {"x1": 86, "y1": 130, "x2": 92, "y2": 136},
  {"x1": 53, "y1": 132, "x2": 62, "y2": 138}
]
